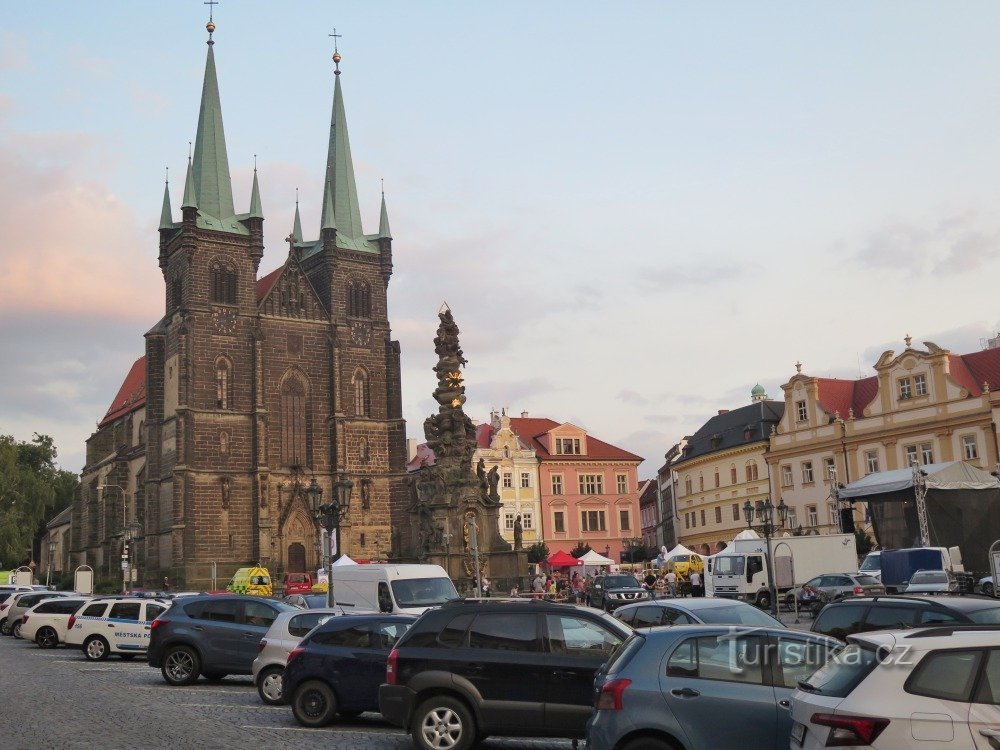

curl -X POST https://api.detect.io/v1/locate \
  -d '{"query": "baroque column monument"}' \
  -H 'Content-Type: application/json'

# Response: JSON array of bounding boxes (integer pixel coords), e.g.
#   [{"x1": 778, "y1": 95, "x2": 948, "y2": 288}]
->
[{"x1": 401, "y1": 305, "x2": 528, "y2": 589}]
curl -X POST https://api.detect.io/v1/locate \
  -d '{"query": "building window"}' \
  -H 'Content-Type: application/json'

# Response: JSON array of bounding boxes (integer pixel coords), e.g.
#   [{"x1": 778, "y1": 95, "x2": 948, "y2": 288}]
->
[
  {"x1": 521, "y1": 513, "x2": 533, "y2": 530},
  {"x1": 921, "y1": 443, "x2": 934, "y2": 465},
  {"x1": 520, "y1": 472, "x2": 531, "y2": 489},
  {"x1": 579, "y1": 475, "x2": 604, "y2": 495},
  {"x1": 700, "y1": 509, "x2": 706, "y2": 526},
  {"x1": 352, "y1": 370, "x2": 370, "y2": 417},
  {"x1": 503, "y1": 472, "x2": 513, "y2": 489},
  {"x1": 555, "y1": 438, "x2": 581, "y2": 455},
  {"x1": 553, "y1": 511, "x2": 565, "y2": 533},
  {"x1": 347, "y1": 280, "x2": 371, "y2": 318},
  {"x1": 712, "y1": 469, "x2": 719, "y2": 488},
  {"x1": 503, "y1": 446, "x2": 510, "y2": 459},
  {"x1": 170, "y1": 277, "x2": 183, "y2": 311},
  {"x1": 807, "y1": 505, "x2": 818, "y2": 526},
  {"x1": 684, "y1": 514, "x2": 690, "y2": 529},
  {"x1": 699, "y1": 475, "x2": 704, "y2": 491},
  {"x1": 581, "y1": 510, "x2": 606, "y2": 532},
  {"x1": 796, "y1": 400, "x2": 807, "y2": 422},
  {"x1": 745, "y1": 462, "x2": 759, "y2": 482},
  {"x1": 690, "y1": 512, "x2": 696, "y2": 528},
  {"x1": 685, "y1": 477, "x2": 692, "y2": 495},
  {"x1": 619, "y1": 510, "x2": 630, "y2": 531},
  {"x1": 824, "y1": 457, "x2": 836, "y2": 483},
  {"x1": 898, "y1": 377, "x2": 912, "y2": 400},
  {"x1": 905, "y1": 445, "x2": 918, "y2": 466},
  {"x1": 780, "y1": 465, "x2": 793, "y2": 487},
  {"x1": 551, "y1": 475, "x2": 563, "y2": 495},
  {"x1": 215, "y1": 358, "x2": 231, "y2": 410},
  {"x1": 280, "y1": 377, "x2": 307, "y2": 467},
  {"x1": 617, "y1": 474, "x2": 628, "y2": 494},
  {"x1": 801, "y1": 461, "x2": 814, "y2": 484},
  {"x1": 504, "y1": 512, "x2": 516, "y2": 530},
  {"x1": 963, "y1": 435, "x2": 979, "y2": 460},
  {"x1": 914, "y1": 373, "x2": 927, "y2": 396},
  {"x1": 730, "y1": 465, "x2": 737, "y2": 484},
  {"x1": 210, "y1": 262, "x2": 237, "y2": 304},
  {"x1": 715, "y1": 506, "x2": 722, "y2": 524},
  {"x1": 786, "y1": 509, "x2": 798, "y2": 528},
  {"x1": 865, "y1": 451, "x2": 879, "y2": 474},
  {"x1": 732, "y1": 503, "x2": 739, "y2": 521}
]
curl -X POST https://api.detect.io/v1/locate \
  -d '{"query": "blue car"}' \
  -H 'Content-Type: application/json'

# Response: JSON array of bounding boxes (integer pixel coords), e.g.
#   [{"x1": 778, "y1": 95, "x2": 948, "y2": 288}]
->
[
  {"x1": 586, "y1": 624, "x2": 840, "y2": 750},
  {"x1": 282, "y1": 612, "x2": 415, "y2": 727}
]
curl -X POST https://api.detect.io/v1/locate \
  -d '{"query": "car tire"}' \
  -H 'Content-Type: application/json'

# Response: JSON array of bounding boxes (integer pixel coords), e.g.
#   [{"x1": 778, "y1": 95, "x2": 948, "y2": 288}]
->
[
  {"x1": 292, "y1": 680, "x2": 338, "y2": 728},
  {"x1": 985, "y1": 582, "x2": 995, "y2": 597},
  {"x1": 162, "y1": 645, "x2": 201, "y2": 686},
  {"x1": 784, "y1": 593, "x2": 795, "y2": 609},
  {"x1": 621, "y1": 737, "x2": 678, "y2": 750},
  {"x1": 0, "y1": 618, "x2": 10, "y2": 636},
  {"x1": 756, "y1": 591, "x2": 772, "y2": 610},
  {"x1": 35, "y1": 627, "x2": 58, "y2": 649},
  {"x1": 12, "y1": 620, "x2": 22, "y2": 639},
  {"x1": 83, "y1": 635, "x2": 110, "y2": 661},
  {"x1": 257, "y1": 666, "x2": 284, "y2": 705},
  {"x1": 411, "y1": 695, "x2": 476, "y2": 750}
]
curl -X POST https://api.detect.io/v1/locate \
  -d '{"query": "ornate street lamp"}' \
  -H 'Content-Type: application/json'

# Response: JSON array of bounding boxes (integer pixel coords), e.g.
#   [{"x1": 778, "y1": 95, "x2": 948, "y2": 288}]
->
[
  {"x1": 308, "y1": 475, "x2": 353, "y2": 608},
  {"x1": 742, "y1": 497, "x2": 788, "y2": 616},
  {"x1": 46, "y1": 538, "x2": 56, "y2": 589}
]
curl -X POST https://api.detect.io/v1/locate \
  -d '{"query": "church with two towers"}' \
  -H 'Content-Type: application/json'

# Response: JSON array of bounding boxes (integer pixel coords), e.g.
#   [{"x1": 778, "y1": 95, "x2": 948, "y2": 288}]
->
[{"x1": 71, "y1": 20, "x2": 408, "y2": 588}]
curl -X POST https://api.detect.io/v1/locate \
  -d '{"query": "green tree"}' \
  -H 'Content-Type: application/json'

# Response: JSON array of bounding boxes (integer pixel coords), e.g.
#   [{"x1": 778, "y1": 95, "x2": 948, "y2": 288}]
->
[
  {"x1": 569, "y1": 543, "x2": 592, "y2": 558},
  {"x1": 854, "y1": 528, "x2": 874, "y2": 557},
  {"x1": 526, "y1": 542, "x2": 549, "y2": 564},
  {"x1": 0, "y1": 434, "x2": 78, "y2": 567}
]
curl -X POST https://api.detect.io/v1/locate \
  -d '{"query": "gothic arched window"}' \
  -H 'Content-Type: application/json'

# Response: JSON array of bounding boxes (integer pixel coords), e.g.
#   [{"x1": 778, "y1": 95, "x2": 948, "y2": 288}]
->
[
  {"x1": 211, "y1": 261, "x2": 237, "y2": 304},
  {"x1": 745, "y1": 461, "x2": 759, "y2": 482},
  {"x1": 352, "y1": 369, "x2": 370, "y2": 417},
  {"x1": 215, "y1": 357, "x2": 232, "y2": 410},
  {"x1": 347, "y1": 280, "x2": 371, "y2": 318},
  {"x1": 281, "y1": 376, "x2": 307, "y2": 466}
]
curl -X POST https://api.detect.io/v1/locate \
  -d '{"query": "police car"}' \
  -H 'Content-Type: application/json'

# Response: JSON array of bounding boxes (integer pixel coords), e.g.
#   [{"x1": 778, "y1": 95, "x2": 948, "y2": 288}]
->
[{"x1": 64, "y1": 596, "x2": 169, "y2": 661}]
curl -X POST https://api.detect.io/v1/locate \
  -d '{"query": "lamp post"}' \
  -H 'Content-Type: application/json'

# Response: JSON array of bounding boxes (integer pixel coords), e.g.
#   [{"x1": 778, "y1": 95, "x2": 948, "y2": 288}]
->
[
  {"x1": 742, "y1": 497, "x2": 788, "y2": 617},
  {"x1": 46, "y1": 538, "x2": 56, "y2": 589},
  {"x1": 308, "y1": 475, "x2": 353, "y2": 608}
]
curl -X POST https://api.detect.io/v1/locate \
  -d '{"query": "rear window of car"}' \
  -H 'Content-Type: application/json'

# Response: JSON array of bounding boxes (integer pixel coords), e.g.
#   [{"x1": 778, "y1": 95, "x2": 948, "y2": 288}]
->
[
  {"x1": 813, "y1": 603, "x2": 868, "y2": 640},
  {"x1": 800, "y1": 643, "x2": 881, "y2": 698},
  {"x1": 860, "y1": 605, "x2": 917, "y2": 632},
  {"x1": 605, "y1": 632, "x2": 645, "y2": 674},
  {"x1": 81, "y1": 603, "x2": 108, "y2": 618},
  {"x1": 968, "y1": 606, "x2": 1000, "y2": 625},
  {"x1": 911, "y1": 571, "x2": 947, "y2": 584},
  {"x1": 856, "y1": 576, "x2": 880, "y2": 586},
  {"x1": 437, "y1": 613, "x2": 474, "y2": 647},
  {"x1": 109, "y1": 603, "x2": 141, "y2": 621},
  {"x1": 696, "y1": 604, "x2": 783, "y2": 627},
  {"x1": 906, "y1": 649, "x2": 983, "y2": 701},
  {"x1": 289, "y1": 612, "x2": 331, "y2": 637},
  {"x1": 469, "y1": 613, "x2": 539, "y2": 652}
]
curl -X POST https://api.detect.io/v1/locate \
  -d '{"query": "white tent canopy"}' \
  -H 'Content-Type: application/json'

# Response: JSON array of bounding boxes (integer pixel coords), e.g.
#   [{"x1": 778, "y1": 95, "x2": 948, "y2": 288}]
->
[
  {"x1": 578, "y1": 550, "x2": 615, "y2": 566},
  {"x1": 838, "y1": 460, "x2": 1000, "y2": 499},
  {"x1": 332, "y1": 555, "x2": 358, "y2": 567},
  {"x1": 666, "y1": 543, "x2": 699, "y2": 558},
  {"x1": 733, "y1": 529, "x2": 761, "y2": 540}
]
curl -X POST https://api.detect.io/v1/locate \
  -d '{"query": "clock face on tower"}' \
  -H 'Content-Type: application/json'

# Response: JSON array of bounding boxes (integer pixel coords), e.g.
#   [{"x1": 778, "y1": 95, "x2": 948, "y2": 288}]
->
[
  {"x1": 212, "y1": 308, "x2": 237, "y2": 336},
  {"x1": 350, "y1": 321, "x2": 371, "y2": 346}
]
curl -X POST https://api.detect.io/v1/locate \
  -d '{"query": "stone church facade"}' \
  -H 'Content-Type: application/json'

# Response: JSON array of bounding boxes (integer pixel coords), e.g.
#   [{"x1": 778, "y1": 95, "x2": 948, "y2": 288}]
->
[{"x1": 70, "y1": 27, "x2": 407, "y2": 589}]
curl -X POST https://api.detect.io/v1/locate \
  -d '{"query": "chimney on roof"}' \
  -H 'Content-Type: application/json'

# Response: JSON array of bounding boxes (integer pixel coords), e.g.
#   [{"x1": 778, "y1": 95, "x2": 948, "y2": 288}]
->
[
  {"x1": 521, "y1": 411, "x2": 529, "y2": 418},
  {"x1": 718, "y1": 409, "x2": 729, "y2": 416}
]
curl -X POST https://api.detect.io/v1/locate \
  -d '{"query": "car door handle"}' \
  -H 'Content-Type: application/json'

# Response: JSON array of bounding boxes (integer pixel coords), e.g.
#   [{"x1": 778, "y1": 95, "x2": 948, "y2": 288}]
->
[
  {"x1": 778, "y1": 699, "x2": 791, "y2": 709},
  {"x1": 107, "y1": 623, "x2": 116, "y2": 628},
  {"x1": 242, "y1": 631, "x2": 256, "y2": 637},
  {"x1": 191, "y1": 625, "x2": 204, "y2": 631},
  {"x1": 981, "y1": 729, "x2": 1000, "y2": 738},
  {"x1": 670, "y1": 687, "x2": 700, "y2": 698}
]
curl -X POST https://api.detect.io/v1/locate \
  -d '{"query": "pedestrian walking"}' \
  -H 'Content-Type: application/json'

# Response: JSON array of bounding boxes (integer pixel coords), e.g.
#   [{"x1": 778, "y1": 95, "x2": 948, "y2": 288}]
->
[
  {"x1": 690, "y1": 570, "x2": 704, "y2": 598},
  {"x1": 532, "y1": 572, "x2": 545, "y2": 597},
  {"x1": 481, "y1": 577, "x2": 491, "y2": 597},
  {"x1": 654, "y1": 573, "x2": 666, "y2": 599},
  {"x1": 666, "y1": 570, "x2": 677, "y2": 598}
]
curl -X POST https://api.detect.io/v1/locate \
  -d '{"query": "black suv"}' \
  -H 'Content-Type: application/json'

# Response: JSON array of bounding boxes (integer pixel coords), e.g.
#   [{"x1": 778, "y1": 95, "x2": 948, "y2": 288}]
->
[
  {"x1": 378, "y1": 598, "x2": 631, "y2": 749},
  {"x1": 585, "y1": 573, "x2": 650, "y2": 612},
  {"x1": 148, "y1": 594, "x2": 298, "y2": 685},
  {"x1": 811, "y1": 594, "x2": 1000, "y2": 640}
]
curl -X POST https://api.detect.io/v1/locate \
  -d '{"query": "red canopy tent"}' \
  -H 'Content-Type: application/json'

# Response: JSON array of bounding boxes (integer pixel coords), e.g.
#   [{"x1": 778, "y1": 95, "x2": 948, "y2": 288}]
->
[{"x1": 548, "y1": 550, "x2": 582, "y2": 568}]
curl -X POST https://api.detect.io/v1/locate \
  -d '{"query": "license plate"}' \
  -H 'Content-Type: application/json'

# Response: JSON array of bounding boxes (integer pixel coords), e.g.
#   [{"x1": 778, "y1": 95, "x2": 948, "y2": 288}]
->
[{"x1": 791, "y1": 721, "x2": 806, "y2": 746}]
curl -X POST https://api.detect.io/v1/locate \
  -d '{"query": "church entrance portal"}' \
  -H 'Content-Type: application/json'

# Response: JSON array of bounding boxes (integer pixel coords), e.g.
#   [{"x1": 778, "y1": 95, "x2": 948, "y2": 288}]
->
[{"x1": 287, "y1": 542, "x2": 306, "y2": 573}]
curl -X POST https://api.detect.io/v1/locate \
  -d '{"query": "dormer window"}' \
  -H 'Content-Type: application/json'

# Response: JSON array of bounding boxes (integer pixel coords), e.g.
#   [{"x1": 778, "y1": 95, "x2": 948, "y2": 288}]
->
[
  {"x1": 914, "y1": 373, "x2": 927, "y2": 396},
  {"x1": 709, "y1": 434, "x2": 721, "y2": 449},
  {"x1": 898, "y1": 377, "x2": 912, "y2": 400},
  {"x1": 743, "y1": 424, "x2": 754, "y2": 440},
  {"x1": 796, "y1": 400, "x2": 807, "y2": 422},
  {"x1": 554, "y1": 437, "x2": 581, "y2": 455}
]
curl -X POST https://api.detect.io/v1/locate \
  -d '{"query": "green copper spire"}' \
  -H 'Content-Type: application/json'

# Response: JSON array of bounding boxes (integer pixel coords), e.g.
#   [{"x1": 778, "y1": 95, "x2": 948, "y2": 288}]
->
[
  {"x1": 191, "y1": 38, "x2": 235, "y2": 220},
  {"x1": 249, "y1": 165, "x2": 263, "y2": 219},
  {"x1": 159, "y1": 170, "x2": 173, "y2": 229},
  {"x1": 378, "y1": 187, "x2": 392, "y2": 240},
  {"x1": 181, "y1": 155, "x2": 197, "y2": 209},
  {"x1": 292, "y1": 191, "x2": 303, "y2": 242},
  {"x1": 320, "y1": 58, "x2": 364, "y2": 241},
  {"x1": 321, "y1": 180, "x2": 336, "y2": 231}
]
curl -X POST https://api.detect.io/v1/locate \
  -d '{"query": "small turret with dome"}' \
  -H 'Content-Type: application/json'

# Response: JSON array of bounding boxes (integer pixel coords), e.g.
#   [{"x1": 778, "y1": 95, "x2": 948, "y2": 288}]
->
[{"x1": 751, "y1": 383, "x2": 769, "y2": 402}]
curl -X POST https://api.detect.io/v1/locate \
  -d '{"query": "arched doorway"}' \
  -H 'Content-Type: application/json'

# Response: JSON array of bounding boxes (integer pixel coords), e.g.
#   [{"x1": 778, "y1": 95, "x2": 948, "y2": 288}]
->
[{"x1": 287, "y1": 542, "x2": 306, "y2": 573}]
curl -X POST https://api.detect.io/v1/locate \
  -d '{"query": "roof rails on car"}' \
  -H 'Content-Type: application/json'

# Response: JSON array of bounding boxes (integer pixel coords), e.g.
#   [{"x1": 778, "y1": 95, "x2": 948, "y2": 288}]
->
[
  {"x1": 442, "y1": 597, "x2": 567, "y2": 606},
  {"x1": 906, "y1": 625, "x2": 1000, "y2": 638}
]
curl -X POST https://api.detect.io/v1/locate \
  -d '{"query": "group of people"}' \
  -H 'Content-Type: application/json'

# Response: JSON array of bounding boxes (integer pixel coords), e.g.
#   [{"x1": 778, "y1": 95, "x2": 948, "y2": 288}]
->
[
  {"x1": 525, "y1": 570, "x2": 587, "y2": 601},
  {"x1": 641, "y1": 569, "x2": 704, "y2": 598}
]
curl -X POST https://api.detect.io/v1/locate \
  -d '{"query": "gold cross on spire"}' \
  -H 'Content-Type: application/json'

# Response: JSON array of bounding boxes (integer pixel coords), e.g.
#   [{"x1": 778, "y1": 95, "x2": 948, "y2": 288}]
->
[
  {"x1": 329, "y1": 28, "x2": 343, "y2": 73},
  {"x1": 204, "y1": 0, "x2": 219, "y2": 42}
]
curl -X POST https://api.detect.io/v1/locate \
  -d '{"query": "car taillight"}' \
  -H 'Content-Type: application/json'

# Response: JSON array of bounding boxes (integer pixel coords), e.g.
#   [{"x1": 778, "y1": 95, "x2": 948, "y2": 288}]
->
[
  {"x1": 853, "y1": 586, "x2": 864, "y2": 595},
  {"x1": 67, "y1": 615, "x2": 76, "y2": 629},
  {"x1": 0, "y1": 603, "x2": 9, "y2": 611},
  {"x1": 386, "y1": 648, "x2": 399, "y2": 685},
  {"x1": 258, "y1": 639, "x2": 267, "y2": 653},
  {"x1": 811, "y1": 713, "x2": 889, "y2": 746},
  {"x1": 21, "y1": 615, "x2": 28, "y2": 624},
  {"x1": 150, "y1": 618, "x2": 163, "y2": 630},
  {"x1": 287, "y1": 647, "x2": 304, "y2": 666},
  {"x1": 595, "y1": 678, "x2": 631, "y2": 711}
]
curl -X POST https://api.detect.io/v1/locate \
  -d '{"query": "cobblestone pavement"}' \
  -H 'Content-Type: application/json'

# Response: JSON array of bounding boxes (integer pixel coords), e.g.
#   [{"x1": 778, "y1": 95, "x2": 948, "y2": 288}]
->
[{"x1": 0, "y1": 635, "x2": 574, "y2": 750}]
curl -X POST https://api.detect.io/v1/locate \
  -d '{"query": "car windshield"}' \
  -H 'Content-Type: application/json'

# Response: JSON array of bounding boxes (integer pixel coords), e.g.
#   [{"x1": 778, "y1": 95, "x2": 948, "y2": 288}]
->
[
  {"x1": 910, "y1": 571, "x2": 946, "y2": 584},
  {"x1": 859, "y1": 555, "x2": 880, "y2": 572},
  {"x1": 695, "y1": 604, "x2": 784, "y2": 627},
  {"x1": 391, "y1": 577, "x2": 460, "y2": 608},
  {"x1": 604, "y1": 576, "x2": 640, "y2": 588},
  {"x1": 800, "y1": 642, "x2": 880, "y2": 697},
  {"x1": 968, "y1": 607, "x2": 1000, "y2": 624},
  {"x1": 302, "y1": 595, "x2": 328, "y2": 608},
  {"x1": 712, "y1": 556, "x2": 745, "y2": 576}
]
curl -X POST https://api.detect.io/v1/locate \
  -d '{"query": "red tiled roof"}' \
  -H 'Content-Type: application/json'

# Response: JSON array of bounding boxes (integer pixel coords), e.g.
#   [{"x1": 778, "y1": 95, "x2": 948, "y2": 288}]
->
[
  {"x1": 475, "y1": 423, "x2": 492, "y2": 449},
  {"x1": 508, "y1": 417, "x2": 643, "y2": 463},
  {"x1": 963, "y1": 347, "x2": 1000, "y2": 392},
  {"x1": 256, "y1": 266, "x2": 283, "y2": 303},
  {"x1": 100, "y1": 356, "x2": 147, "y2": 427},
  {"x1": 950, "y1": 353, "x2": 983, "y2": 396},
  {"x1": 406, "y1": 443, "x2": 437, "y2": 472},
  {"x1": 815, "y1": 376, "x2": 879, "y2": 419}
]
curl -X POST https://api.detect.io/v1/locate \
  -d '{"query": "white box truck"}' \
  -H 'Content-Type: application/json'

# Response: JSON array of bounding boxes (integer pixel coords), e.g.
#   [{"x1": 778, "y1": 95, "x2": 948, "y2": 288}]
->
[
  {"x1": 327, "y1": 563, "x2": 459, "y2": 615},
  {"x1": 711, "y1": 533, "x2": 858, "y2": 609}
]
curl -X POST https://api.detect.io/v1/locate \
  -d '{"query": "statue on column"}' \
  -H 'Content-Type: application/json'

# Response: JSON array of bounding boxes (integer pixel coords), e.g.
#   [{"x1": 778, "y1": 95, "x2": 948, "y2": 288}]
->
[{"x1": 513, "y1": 515, "x2": 523, "y2": 550}]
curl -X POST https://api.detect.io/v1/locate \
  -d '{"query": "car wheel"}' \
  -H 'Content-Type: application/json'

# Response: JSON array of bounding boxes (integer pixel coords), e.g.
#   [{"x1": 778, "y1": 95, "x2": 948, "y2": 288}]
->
[
  {"x1": 35, "y1": 627, "x2": 58, "y2": 649},
  {"x1": 756, "y1": 591, "x2": 772, "y2": 610},
  {"x1": 0, "y1": 618, "x2": 10, "y2": 636},
  {"x1": 162, "y1": 645, "x2": 201, "y2": 686},
  {"x1": 257, "y1": 666, "x2": 284, "y2": 705},
  {"x1": 12, "y1": 621, "x2": 22, "y2": 639},
  {"x1": 621, "y1": 737, "x2": 678, "y2": 750},
  {"x1": 784, "y1": 593, "x2": 795, "y2": 609},
  {"x1": 985, "y1": 582, "x2": 995, "y2": 597},
  {"x1": 292, "y1": 680, "x2": 338, "y2": 728},
  {"x1": 411, "y1": 695, "x2": 476, "y2": 750},
  {"x1": 83, "y1": 635, "x2": 110, "y2": 661}
]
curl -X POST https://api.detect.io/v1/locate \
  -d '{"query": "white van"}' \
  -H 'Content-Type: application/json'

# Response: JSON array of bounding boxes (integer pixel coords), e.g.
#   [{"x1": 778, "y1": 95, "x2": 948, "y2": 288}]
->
[{"x1": 327, "y1": 564, "x2": 458, "y2": 615}]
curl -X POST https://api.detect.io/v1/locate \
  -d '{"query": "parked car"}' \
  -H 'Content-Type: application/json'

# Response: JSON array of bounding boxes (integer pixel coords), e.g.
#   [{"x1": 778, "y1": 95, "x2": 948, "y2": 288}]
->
[
  {"x1": 282, "y1": 594, "x2": 331, "y2": 609},
  {"x1": 253, "y1": 607, "x2": 346, "y2": 704},
  {"x1": 65, "y1": 596, "x2": 170, "y2": 660},
  {"x1": 379, "y1": 598, "x2": 631, "y2": 748},
  {"x1": 785, "y1": 573, "x2": 885, "y2": 615},
  {"x1": 2, "y1": 591, "x2": 76, "y2": 638},
  {"x1": 811, "y1": 594, "x2": 1000, "y2": 641},
  {"x1": 614, "y1": 596, "x2": 785, "y2": 629},
  {"x1": 790, "y1": 625, "x2": 1000, "y2": 749},
  {"x1": 147, "y1": 594, "x2": 298, "y2": 685},
  {"x1": 586, "y1": 574, "x2": 651, "y2": 612},
  {"x1": 20, "y1": 596, "x2": 92, "y2": 647},
  {"x1": 587, "y1": 624, "x2": 840, "y2": 750},
  {"x1": 282, "y1": 572, "x2": 314, "y2": 596},
  {"x1": 283, "y1": 613, "x2": 415, "y2": 726},
  {"x1": 904, "y1": 569, "x2": 959, "y2": 593},
  {"x1": 979, "y1": 575, "x2": 995, "y2": 597}
]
